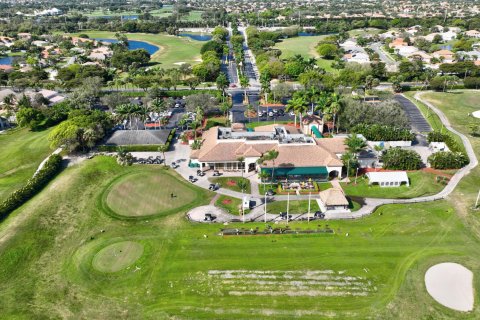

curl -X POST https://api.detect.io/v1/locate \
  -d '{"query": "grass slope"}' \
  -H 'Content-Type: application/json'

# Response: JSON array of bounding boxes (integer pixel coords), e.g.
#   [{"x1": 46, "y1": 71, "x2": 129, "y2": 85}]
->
[
  {"x1": 341, "y1": 171, "x2": 446, "y2": 199},
  {"x1": 0, "y1": 128, "x2": 52, "y2": 201},
  {"x1": 0, "y1": 156, "x2": 479, "y2": 318},
  {"x1": 274, "y1": 35, "x2": 335, "y2": 72},
  {"x1": 73, "y1": 31, "x2": 204, "y2": 69}
]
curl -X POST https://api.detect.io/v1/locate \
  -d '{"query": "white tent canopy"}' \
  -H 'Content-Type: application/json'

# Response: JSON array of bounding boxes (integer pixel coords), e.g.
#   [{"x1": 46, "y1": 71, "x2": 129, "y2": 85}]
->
[{"x1": 366, "y1": 171, "x2": 409, "y2": 187}]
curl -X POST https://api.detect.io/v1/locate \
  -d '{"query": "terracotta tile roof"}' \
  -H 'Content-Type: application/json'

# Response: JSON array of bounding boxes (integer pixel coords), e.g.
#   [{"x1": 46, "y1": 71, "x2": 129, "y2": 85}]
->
[
  {"x1": 319, "y1": 188, "x2": 349, "y2": 206},
  {"x1": 315, "y1": 137, "x2": 346, "y2": 154},
  {"x1": 262, "y1": 145, "x2": 343, "y2": 168}
]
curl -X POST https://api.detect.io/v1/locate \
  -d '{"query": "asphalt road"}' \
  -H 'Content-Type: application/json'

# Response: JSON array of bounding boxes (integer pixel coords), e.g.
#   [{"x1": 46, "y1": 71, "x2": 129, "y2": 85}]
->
[{"x1": 394, "y1": 94, "x2": 432, "y2": 133}]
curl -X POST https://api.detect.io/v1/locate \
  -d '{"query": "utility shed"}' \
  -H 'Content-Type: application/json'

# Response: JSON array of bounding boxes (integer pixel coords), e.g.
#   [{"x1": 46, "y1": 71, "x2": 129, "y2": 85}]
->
[{"x1": 366, "y1": 171, "x2": 409, "y2": 187}]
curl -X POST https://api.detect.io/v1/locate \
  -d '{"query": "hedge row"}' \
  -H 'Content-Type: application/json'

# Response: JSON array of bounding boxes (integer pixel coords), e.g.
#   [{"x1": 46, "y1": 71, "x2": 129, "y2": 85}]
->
[
  {"x1": 428, "y1": 151, "x2": 469, "y2": 170},
  {"x1": 0, "y1": 154, "x2": 63, "y2": 219},
  {"x1": 97, "y1": 128, "x2": 177, "y2": 152},
  {"x1": 352, "y1": 124, "x2": 414, "y2": 141}
]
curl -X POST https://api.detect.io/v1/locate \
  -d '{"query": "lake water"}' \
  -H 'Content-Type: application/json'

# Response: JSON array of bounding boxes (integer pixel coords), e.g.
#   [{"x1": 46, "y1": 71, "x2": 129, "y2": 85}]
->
[
  {"x1": 94, "y1": 38, "x2": 159, "y2": 55},
  {"x1": 98, "y1": 15, "x2": 139, "y2": 20},
  {"x1": 178, "y1": 33, "x2": 212, "y2": 41},
  {"x1": 298, "y1": 32, "x2": 320, "y2": 37},
  {"x1": 0, "y1": 56, "x2": 14, "y2": 65}
]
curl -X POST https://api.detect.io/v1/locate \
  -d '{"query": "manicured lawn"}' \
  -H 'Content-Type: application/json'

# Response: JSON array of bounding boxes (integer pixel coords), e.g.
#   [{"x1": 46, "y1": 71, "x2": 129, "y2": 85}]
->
[
  {"x1": 0, "y1": 156, "x2": 478, "y2": 319},
  {"x1": 348, "y1": 28, "x2": 383, "y2": 37},
  {"x1": 103, "y1": 169, "x2": 201, "y2": 218},
  {"x1": 341, "y1": 171, "x2": 446, "y2": 199},
  {"x1": 266, "y1": 200, "x2": 320, "y2": 214},
  {"x1": 0, "y1": 128, "x2": 52, "y2": 202},
  {"x1": 215, "y1": 194, "x2": 243, "y2": 215},
  {"x1": 273, "y1": 35, "x2": 336, "y2": 72},
  {"x1": 208, "y1": 176, "x2": 251, "y2": 194},
  {"x1": 71, "y1": 31, "x2": 204, "y2": 69}
]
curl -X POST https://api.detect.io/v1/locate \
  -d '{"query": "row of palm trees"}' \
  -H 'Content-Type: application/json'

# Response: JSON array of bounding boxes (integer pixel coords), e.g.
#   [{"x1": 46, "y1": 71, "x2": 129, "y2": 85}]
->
[
  {"x1": 115, "y1": 99, "x2": 168, "y2": 130},
  {"x1": 285, "y1": 89, "x2": 343, "y2": 134}
]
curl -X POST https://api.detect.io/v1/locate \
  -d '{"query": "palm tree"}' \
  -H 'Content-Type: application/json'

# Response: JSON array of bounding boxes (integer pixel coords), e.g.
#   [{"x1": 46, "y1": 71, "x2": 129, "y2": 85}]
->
[
  {"x1": 328, "y1": 93, "x2": 342, "y2": 134},
  {"x1": 240, "y1": 75, "x2": 249, "y2": 104},
  {"x1": 259, "y1": 150, "x2": 279, "y2": 183},
  {"x1": 345, "y1": 134, "x2": 367, "y2": 156},
  {"x1": 285, "y1": 97, "x2": 308, "y2": 127},
  {"x1": 151, "y1": 98, "x2": 166, "y2": 129},
  {"x1": 158, "y1": 144, "x2": 169, "y2": 167},
  {"x1": 237, "y1": 156, "x2": 245, "y2": 177}
]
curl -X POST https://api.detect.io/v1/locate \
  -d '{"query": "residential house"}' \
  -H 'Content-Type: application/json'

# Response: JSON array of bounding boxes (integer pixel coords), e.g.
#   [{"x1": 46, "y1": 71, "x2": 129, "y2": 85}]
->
[
  {"x1": 389, "y1": 38, "x2": 408, "y2": 49},
  {"x1": 465, "y1": 30, "x2": 480, "y2": 38},
  {"x1": 433, "y1": 49, "x2": 455, "y2": 63}
]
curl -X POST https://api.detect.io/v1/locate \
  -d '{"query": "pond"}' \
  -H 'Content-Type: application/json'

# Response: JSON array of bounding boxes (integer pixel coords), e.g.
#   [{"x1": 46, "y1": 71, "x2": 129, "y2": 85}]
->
[
  {"x1": 298, "y1": 32, "x2": 320, "y2": 37},
  {"x1": 0, "y1": 56, "x2": 14, "y2": 65},
  {"x1": 97, "y1": 15, "x2": 139, "y2": 20},
  {"x1": 94, "y1": 38, "x2": 159, "y2": 55},
  {"x1": 178, "y1": 33, "x2": 212, "y2": 41}
]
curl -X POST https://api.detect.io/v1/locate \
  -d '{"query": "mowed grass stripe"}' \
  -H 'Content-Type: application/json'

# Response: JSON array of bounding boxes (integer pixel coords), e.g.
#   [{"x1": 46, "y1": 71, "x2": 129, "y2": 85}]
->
[{"x1": 0, "y1": 128, "x2": 52, "y2": 201}]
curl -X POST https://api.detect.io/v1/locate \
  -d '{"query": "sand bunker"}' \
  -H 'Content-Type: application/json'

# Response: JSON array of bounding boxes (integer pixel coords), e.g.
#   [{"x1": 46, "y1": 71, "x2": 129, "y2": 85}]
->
[
  {"x1": 472, "y1": 110, "x2": 480, "y2": 119},
  {"x1": 425, "y1": 262, "x2": 474, "y2": 312},
  {"x1": 174, "y1": 62, "x2": 187, "y2": 65}
]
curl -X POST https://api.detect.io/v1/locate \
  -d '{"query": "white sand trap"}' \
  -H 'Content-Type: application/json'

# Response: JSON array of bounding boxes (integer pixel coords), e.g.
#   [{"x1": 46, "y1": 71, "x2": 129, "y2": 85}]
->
[
  {"x1": 174, "y1": 62, "x2": 187, "y2": 65},
  {"x1": 472, "y1": 110, "x2": 480, "y2": 119},
  {"x1": 425, "y1": 262, "x2": 474, "y2": 312}
]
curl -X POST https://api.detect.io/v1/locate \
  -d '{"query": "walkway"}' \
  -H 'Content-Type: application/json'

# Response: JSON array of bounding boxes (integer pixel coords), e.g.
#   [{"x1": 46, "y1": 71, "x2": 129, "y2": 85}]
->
[{"x1": 181, "y1": 91, "x2": 478, "y2": 221}]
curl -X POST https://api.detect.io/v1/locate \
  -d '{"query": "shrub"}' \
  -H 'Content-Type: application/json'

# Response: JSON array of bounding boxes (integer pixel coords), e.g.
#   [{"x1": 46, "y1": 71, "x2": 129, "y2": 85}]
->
[
  {"x1": 352, "y1": 124, "x2": 414, "y2": 141},
  {"x1": 381, "y1": 148, "x2": 422, "y2": 170},
  {"x1": 0, "y1": 154, "x2": 63, "y2": 219},
  {"x1": 428, "y1": 151, "x2": 469, "y2": 169}
]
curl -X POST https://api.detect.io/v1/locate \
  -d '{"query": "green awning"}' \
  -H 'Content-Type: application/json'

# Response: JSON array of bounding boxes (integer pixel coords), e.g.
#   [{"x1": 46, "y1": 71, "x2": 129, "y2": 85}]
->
[
  {"x1": 262, "y1": 166, "x2": 328, "y2": 176},
  {"x1": 311, "y1": 126, "x2": 323, "y2": 138}
]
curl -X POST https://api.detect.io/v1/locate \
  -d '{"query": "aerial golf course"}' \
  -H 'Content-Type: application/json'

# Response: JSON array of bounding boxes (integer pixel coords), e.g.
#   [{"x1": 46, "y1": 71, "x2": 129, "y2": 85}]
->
[{"x1": 0, "y1": 91, "x2": 479, "y2": 318}]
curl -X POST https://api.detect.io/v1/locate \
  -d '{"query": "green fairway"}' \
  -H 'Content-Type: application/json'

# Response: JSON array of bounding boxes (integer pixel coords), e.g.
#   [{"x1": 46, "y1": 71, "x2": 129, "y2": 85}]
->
[
  {"x1": 341, "y1": 171, "x2": 446, "y2": 199},
  {"x1": 274, "y1": 35, "x2": 336, "y2": 72},
  {"x1": 92, "y1": 241, "x2": 144, "y2": 273},
  {"x1": 0, "y1": 128, "x2": 52, "y2": 201},
  {"x1": 104, "y1": 169, "x2": 200, "y2": 218},
  {"x1": 72, "y1": 31, "x2": 204, "y2": 69}
]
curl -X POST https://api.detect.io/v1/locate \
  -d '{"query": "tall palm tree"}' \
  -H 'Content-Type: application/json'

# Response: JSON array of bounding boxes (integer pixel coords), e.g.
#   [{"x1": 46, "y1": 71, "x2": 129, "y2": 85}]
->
[
  {"x1": 328, "y1": 92, "x2": 342, "y2": 134},
  {"x1": 259, "y1": 150, "x2": 279, "y2": 183},
  {"x1": 285, "y1": 97, "x2": 308, "y2": 127},
  {"x1": 239, "y1": 75, "x2": 249, "y2": 104},
  {"x1": 158, "y1": 144, "x2": 169, "y2": 167}
]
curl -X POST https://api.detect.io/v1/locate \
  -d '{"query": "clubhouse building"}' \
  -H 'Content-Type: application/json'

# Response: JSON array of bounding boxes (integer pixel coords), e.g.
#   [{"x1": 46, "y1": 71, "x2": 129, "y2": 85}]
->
[{"x1": 190, "y1": 125, "x2": 345, "y2": 182}]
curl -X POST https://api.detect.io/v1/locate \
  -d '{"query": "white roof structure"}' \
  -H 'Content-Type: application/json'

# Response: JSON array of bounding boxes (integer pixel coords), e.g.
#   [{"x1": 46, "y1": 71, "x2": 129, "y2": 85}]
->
[{"x1": 366, "y1": 171, "x2": 409, "y2": 187}]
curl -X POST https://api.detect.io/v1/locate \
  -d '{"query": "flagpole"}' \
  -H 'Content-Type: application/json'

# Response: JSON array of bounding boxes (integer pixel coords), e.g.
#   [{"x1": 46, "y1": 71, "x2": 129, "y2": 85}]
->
[
  {"x1": 287, "y1": 192, "x2": 290, "y2": 224},
  {"x1": 308, "y1": 192, "x2": 311, "y2": 224}
]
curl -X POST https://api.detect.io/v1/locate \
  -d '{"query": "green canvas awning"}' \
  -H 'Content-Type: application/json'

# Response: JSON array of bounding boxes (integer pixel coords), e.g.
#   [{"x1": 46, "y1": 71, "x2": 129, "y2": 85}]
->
[
  {"x1": 262, "y1": 166, "x2": 328, "y2": 176},
  {"x1": 311, "y1": 126, "x2": 323, "y2": 138}
]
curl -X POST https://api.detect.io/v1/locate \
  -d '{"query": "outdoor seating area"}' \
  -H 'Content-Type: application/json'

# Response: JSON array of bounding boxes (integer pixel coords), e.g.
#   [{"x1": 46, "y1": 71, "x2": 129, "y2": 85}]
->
[{"x1": 281, "y1": 181, "x2": 316, "y2": 191}]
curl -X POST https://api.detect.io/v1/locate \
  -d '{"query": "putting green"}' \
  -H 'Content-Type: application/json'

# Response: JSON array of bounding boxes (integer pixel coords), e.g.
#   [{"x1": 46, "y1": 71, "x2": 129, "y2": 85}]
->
[
  {"x1": 104, "y1": 170, "x2": 197, "y2": 217},
  {"x1": 92, "y1": 241, "x2": 144, "y2": 273}
]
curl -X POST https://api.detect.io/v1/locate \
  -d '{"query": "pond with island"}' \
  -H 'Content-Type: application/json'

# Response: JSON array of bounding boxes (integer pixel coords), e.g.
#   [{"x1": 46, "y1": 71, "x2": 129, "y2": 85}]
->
[{"x1": 94, "y1": 38, "x2": 159, "y2": 55}]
